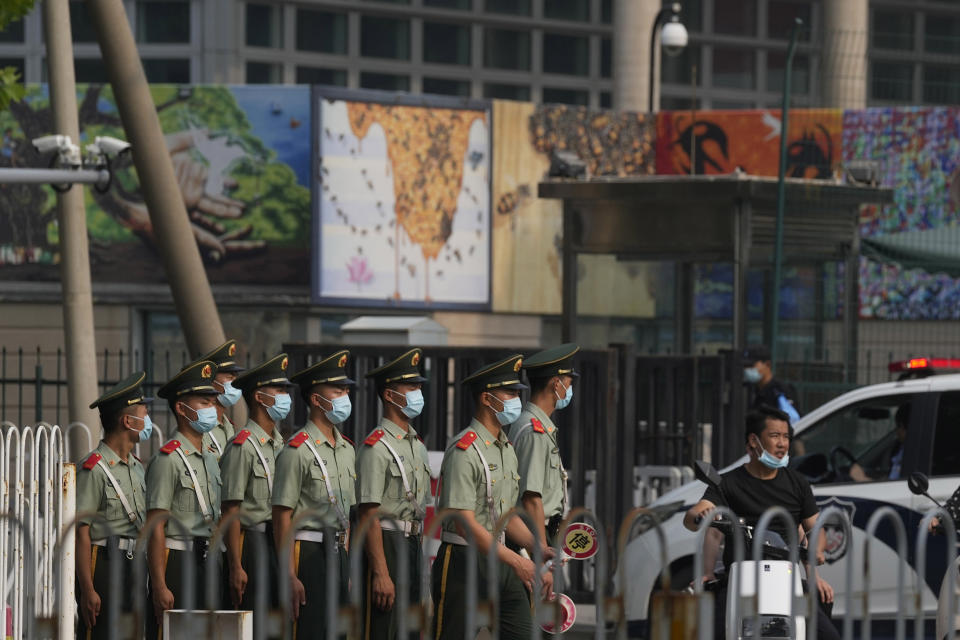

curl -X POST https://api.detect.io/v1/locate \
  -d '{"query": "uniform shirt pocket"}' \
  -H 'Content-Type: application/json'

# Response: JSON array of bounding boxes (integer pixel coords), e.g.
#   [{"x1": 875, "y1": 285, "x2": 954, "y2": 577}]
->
[
  {"x1": 104, "y1": 486, "x2": 126, "y2": 521},
  {"x1": 308, "y1": 462, "x2": 329, "y2": 500},
  {"x1": 251, "y1": 464, "x2": 270, "y2": 500},
  {"x1": 177, "y1": 473, "x2": 198, "y2": 512},
  {"x1": 388, "y1": 464, "x2": 405, "y2": 499}
]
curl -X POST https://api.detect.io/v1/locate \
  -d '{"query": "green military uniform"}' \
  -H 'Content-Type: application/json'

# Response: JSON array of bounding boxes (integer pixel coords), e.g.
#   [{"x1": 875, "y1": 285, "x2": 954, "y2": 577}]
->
[
  {"x1": 357, "y1": 349, "x2": 431, "y2": 640},
  {"x1": 510, "y1": 344, "x2": 579, "y2": 546},
  {"x1": 274, "y1": 351, "x2": 357, "y2": 639},
  {"x1": 77, "y1": 372, "x2": 151, "y2": 640},
  {"x1": 432, "y1": 355, "x2": 532, "y2": 640},
  {"x1": 220, "y1": 353, "x2": 293, "y2": 610},
  {"x1": 197, "y1": 340, "x2": 246, "y2": 460},
  {"x1": 145, "y1": 360, "x2": 222, "y2": 640}
]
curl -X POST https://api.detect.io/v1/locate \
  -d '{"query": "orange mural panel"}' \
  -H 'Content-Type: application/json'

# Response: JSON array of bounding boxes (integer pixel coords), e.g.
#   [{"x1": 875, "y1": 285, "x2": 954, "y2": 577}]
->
[{"x1": 656, "y1": 109, "x2": 842, "y2": 179}]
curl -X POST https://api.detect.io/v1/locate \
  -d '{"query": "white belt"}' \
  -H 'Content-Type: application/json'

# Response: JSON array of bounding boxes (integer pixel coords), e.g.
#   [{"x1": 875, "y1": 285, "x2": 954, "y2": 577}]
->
[
  {"x1": 380, "y1": 520, "x2": 423, "y2": 537},
  {"x1": 92, "y1": 538, "x2": 137, "y2": 552},
  {"x1": 244, "y1": 522, "x2": 267, "y2": 533},
  {"x1": 164, "y1": 538, "x2": 193, "y2": 552},
  {"x1": 441, "y1": 530, "x2": 505, "y2": 546},
  {"x1": 295, "y1": 530, "x2": 347, "y2": 546}
]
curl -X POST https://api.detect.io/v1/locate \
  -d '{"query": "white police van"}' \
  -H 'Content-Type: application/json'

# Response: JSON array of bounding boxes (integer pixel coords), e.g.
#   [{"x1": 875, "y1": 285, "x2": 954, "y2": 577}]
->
[{"x1": 622, "y1": 358, "x2": 960, "y2": 638}]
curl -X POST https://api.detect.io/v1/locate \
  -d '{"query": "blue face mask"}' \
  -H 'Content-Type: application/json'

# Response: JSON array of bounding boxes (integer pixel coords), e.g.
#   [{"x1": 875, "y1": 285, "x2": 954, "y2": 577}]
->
[
  {"x1": 318, "y1": 393, "x2": 352, "y2": 424},
  {"x1": 389, "y1": 388, "x2": 424, "y2": 419},
  {"x1": 753, "y1": 438, "x2": 790, "y2": 469},
  {"x1": 488, "y1": 393, "x2": 522, "y2": 426},
  {"x1": 555, "y1": 380, "x2": 573, "y2": 410},
  {"x1": 217, "y1": 379, "x2": 242, "y2": 407},
  {"x1": 179, "y1": 402, "x2": 218, "y2": 434},
  {"x1": 259, "y1": 390, "x2": 291, "y2": 422},
  {"x1": 744, "y1": 367, "x2": 763, "y2": 384},
  {"x1": 126, "y1": 414, "x2": 153, "y2": 442}
]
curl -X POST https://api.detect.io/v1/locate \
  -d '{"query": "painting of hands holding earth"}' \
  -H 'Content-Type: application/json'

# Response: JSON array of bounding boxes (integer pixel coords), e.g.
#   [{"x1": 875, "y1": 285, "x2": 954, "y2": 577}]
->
[{"x1": 0, "y1": 84, "x2": 311, "y2": 284}]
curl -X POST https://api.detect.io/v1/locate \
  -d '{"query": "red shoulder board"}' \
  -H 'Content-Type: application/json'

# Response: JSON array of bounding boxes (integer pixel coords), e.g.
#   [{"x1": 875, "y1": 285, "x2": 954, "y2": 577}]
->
[
  {"x1": 342, "y1": 434, "x2": 355, "y2": 446},
  {"x1": 416, "y1": 435, "x2": 424, "y2": 444},
  {"x1": 456, "y1": 431, "x2": 478, "y2": 450},
  {"x1": 364, "y1": 429, "x2": 385, "y2": 446},
  {"x1": 289, "y1": 432, "x2": 309, "y2": 448},
  {"x1": 531, "y1": 418, "x2": 545, "y2": 433},
  {"x1": 233, "y1": 430, "x2": 252, "y2": 445},
  {"x1": 82, "y1": 453, "x2": 102, "y2": 470},
  {"x1": 160, "y1": 440, "x2": 181, "y2": 454}
]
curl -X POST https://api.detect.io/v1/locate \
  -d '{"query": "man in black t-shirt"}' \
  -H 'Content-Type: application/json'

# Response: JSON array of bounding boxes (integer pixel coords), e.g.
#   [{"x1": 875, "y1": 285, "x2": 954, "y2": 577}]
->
[{"x1": 683, "y1": 406, "x2": 839, "y2": 640}]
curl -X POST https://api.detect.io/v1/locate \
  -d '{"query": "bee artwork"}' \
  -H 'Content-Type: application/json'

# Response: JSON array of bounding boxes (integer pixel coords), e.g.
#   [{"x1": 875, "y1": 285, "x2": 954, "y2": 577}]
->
[{"x1": 314, "y1": 93, "x2": 491, "y2": 308}]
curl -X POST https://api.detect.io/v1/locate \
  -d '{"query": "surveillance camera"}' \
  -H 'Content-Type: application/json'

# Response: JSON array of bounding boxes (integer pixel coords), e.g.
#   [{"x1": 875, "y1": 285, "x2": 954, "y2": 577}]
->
[
  {"x1": 661, "y1": 20, "x2": 688, "y2": 56},
  {"x1": 93, "y1": 136, "x2": 131, "y2": 157},
  {"x1": 32, "y1": 134, "x2": 71, "y2": 155}
]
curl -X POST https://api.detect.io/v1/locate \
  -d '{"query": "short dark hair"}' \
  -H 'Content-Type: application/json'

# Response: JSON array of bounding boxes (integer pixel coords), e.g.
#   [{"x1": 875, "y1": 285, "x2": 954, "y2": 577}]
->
[
  {"x1": 895, "y1": 403, "x2": 911, "y2": 429},
  {"x1": 99, "y1": 407, "x2": 124, "y2": 433},
  {"x1": 529, "y1": 376, "x2": 553, "y2": 395},
  {"x1": 745, "y1": 405, "x2": 791, "y2": 442}
]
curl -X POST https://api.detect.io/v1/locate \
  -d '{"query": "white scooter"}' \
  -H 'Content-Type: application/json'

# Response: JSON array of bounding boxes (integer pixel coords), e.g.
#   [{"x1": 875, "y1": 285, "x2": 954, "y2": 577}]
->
[
  {"x1": 694, "y1": 461, "x2": 807, "y2": 640},
  {"x1": 907, "y1": 471, "x2": 960, "y2": 640}
]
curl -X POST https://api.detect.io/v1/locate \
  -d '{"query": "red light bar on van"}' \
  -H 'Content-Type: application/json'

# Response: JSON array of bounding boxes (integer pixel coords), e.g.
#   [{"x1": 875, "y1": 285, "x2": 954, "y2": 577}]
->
[{"x1": 888, "y1": 357, "x2": 960, "y2": 373}]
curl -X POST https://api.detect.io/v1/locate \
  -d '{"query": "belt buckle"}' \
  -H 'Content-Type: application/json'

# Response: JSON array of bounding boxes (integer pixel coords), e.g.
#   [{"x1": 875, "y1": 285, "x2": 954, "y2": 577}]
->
[
  {"x1": 335, "y1": 531, "x2": 346, "y2": 547},
  {"x1": 410, "y1": 521, "x2": 422, "y2": 537}
]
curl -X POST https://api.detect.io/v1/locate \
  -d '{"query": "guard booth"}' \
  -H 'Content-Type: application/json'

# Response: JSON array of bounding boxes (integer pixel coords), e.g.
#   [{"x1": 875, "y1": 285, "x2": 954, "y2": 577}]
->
[{"x1": 539, "y1": 173, "x2": 893, "y2": 468}]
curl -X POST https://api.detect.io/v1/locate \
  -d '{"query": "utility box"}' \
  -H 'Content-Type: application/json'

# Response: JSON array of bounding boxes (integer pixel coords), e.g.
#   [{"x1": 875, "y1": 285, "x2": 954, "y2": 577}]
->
[
  {"x1": 164, "y1": 610, "x2": 252, "y2": 638},
  {"x1": 341, "y1": 316, "x2": 448, "y2": 346}
]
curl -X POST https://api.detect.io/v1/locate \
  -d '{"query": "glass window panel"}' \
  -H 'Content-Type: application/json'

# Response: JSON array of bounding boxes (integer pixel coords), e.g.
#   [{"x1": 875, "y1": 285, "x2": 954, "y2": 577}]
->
[
  {"x1": 296, "y1": 66, "x2": 347, "y2": 86},
  {"x1": 483, "y1": 82, "x2": 530, "y2": 100},
  {"x1": 768, "y1": 1, "x2": 812, "y2": 41},
  {"x1": 297, "y1": 9, "x2": 347, "y2": 54},
  {"x1": 136, "y1": 1, "x2": 190, "y2": 44},
  {"x1": 925, "y1": 13, "x2": 960, "y2": 55},
  {"x1": 423, "y1": 77, "x2": 471, "y2": 96},
  {"x1": 423, "y1": 22, "x2": 471, "y2": 65},
  {"x1": 873, "y1": 10, "x2": 913, "y2": 50},
  {"x1": 75, "y1": 58, "x2": 111, "y2": 83},
  {"x1": 246, "y1": 61, "x2": 281, "y2": 84},
  {"x1": 600, "y1": 90, "x2": 612, "y2": 107},
  {"x1": 484, "y1": 28, "x2": 531, "y2": 70},
  {"x1": 143, "y1": 58, "x2": 190, "y2": 83},
  {"x1": 871, "y1": 61, "x2": 913, "y2": 101},
  {"x1": 542, "y1": 33, "x2": 589, "y2": 76},
  {"x1": 923, "y1": 65, "x2": 960, "y2": 104},
  {"x1": 711, "y1": 99, "x2": 755, "y2": 109},
  {"x1": 425, "y1": 0, "x2": 471, "y2": 8},
  {"x1": 0, "y1": 18, "x2": 24, "y2": 43},
  {"x1": 662, "y1": 44, "x2": 701, "y2": 85},
  {"x1": 767, "y1": 52, "x2": 809, "y2": 94},
  {"x1": 601, "y1": 37, "x2": 612, "y2": 78},
  {"x1": 364, "y1": 0, "x2": 409, "y2": 3},
  {"x1": 68, "y1": 1, "x2": 98, "y2": 43},
  {"x1": 361, "y1": 16, "x2": 411, "y2": 59},
  {"x1": 601, "y1": 0, "x2": 612, "y2": 24},
  {"x1": 543, "y1": 0, "x2": 589, "y2": 22},
  {"x1": 679, "y1": 0, "x2": 703, "y2": 33},
  {"x1": 714, "y1": 0, "x2": 756, "y2": 36},
  {"x1": 932, "y1": 393, "x2": 960, "y2": 476},
  {"x1": 661, "y1": 96, "x2": 702, "y2": 110},
  {"x1": 486, "y1": 0, "x2": 530, "y2": 15},
  {"x1": 246, "y1": 4, "x2": 283, "y2": 48},
  {"x1": 712, "y1": 48, "x2": 755, "y2": 89},
  {"x1": 360, "y1": 71, "x2": 410, "y2": 91},
  {"x1": 542, "y1": 87, "x2": 589, "y2": 105}
]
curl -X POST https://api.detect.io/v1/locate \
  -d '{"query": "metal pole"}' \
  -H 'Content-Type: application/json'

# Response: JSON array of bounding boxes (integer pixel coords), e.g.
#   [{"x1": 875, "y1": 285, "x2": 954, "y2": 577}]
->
[
  {"x1": 43, "y1": 0, "x2": 101, "y2": 448},
  {"x1": 85, "y1": 0, "x2": 226, "y2": 355},
  {"x1": 771, "y1": 18, "x2": 803, "y2": 367},
  {"x1": 648, "y1": 8, "x2": 668, "y2": 114},
  {"x1": 0, "y1": 168, "x2": 110, "y2": 185}
]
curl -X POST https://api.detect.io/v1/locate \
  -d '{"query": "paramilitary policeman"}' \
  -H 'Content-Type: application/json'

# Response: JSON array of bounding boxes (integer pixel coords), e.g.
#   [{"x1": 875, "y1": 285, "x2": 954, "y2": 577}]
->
[
  {"x1": 510, "y1": 344, "x2": 578, "y2": 548},
  {"x1": 76, "y1": 372, "x2": 152, "y2": 640},
  {"x1": 357, "y1": 348, "x2": 431, "y2": 640},
  {"x1": 145, "y1": 360, "x2": 223, "y2": 639},
  {"x1": 273, "y1": 350, "x2": 357, "y2": 638},
  {"x1": 199, "y1": 339, "x2": 246, "y2": 460},
  {"x1": 219, "y1": 353, "x2": 293, "y2": 610},
  {"x1": 432, "y1": 355, "x2": 553, "y2": 640}
]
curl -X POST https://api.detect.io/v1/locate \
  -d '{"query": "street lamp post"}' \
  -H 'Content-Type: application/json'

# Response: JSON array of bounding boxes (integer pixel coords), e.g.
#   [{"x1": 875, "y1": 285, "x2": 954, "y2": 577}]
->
[{"x1": 648, "y1": 2, "x2": 689, "y2": 113}]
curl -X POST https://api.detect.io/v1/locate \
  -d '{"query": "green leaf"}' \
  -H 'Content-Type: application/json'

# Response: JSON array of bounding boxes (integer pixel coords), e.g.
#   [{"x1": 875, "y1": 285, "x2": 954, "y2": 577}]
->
[
  {"x1": 0, "y1": 66, "x2": 26, "y2": 110},
  {"x1": 0, "y1": 0, "x2": 36, "y2": 30}
]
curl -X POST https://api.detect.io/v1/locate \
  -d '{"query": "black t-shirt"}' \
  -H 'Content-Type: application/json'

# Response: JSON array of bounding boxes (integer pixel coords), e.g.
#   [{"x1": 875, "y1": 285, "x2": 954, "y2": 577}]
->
[
  {"x1": 753, "y1": 377, "x2": 799, "y2": 413},
  {"x1": 701, "y1": 465, "x2": 818, "y2": 564}
]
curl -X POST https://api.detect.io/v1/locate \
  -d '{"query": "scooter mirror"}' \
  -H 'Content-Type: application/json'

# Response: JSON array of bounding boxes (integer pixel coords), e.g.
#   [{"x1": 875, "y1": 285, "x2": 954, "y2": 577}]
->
[
  {"x1": 908, "y1": 471, "x2": 930, "y2": 496},
  {"x1": 694, "y1": 460, "x2": 722, "y2": 489}
]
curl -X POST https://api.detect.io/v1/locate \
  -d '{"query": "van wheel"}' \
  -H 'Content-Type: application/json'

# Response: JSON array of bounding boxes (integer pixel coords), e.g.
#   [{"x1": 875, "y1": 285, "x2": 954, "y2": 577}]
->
[{"x1": 653, "y1": 558, "x2": 694, "y2": 593}]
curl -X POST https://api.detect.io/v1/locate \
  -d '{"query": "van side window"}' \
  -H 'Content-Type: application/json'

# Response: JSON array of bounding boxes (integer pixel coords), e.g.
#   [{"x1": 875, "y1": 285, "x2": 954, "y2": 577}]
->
[
  {"x1": 789, "y1": 395, "x2": 914, "y2": 484},
  {"x1": 931, "y1": 392, "x2": 960, "y2": 476}
]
